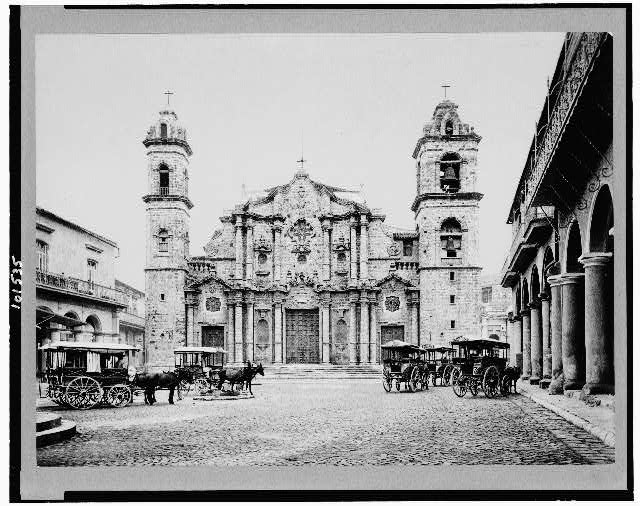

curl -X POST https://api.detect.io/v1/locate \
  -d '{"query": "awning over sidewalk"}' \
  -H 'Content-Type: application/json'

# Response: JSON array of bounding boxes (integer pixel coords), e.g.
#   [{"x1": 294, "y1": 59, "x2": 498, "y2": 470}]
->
[{"x1": 36, "y1": 308, "x2": 84, "y2": 329}]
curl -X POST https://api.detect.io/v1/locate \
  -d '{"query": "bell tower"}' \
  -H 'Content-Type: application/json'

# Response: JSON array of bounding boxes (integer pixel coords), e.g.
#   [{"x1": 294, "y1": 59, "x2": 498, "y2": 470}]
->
[
  {"x1": 142, "y1": 102, "x2": 193, "y2": 371},
  {"x1": 412, "y1": 98, "x2": 483, "y2": 347}
]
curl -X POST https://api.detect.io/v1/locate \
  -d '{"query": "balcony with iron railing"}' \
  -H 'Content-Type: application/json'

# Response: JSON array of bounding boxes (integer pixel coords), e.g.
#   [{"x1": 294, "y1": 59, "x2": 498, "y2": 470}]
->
[
  {"x1": 520, "y1": 32, "x2": 606, "y2": 212},
  {"x1": 500, "y1": 206, "x2": 555, "y2": 287},
  {"x1": 36, "y1": 268, "x2": 129, "y2": 307},
  {"x1": 159, "y1": 186, "x2": 170, "y2": 196}
]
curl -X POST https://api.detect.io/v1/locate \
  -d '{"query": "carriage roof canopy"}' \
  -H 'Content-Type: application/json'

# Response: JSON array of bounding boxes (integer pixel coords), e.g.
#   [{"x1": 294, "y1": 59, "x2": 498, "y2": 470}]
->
[
  {"x1": 381, "y1": 340, "x2": 421, "y2": 350},
  {"x1": 39, "y1": 342, "x2": 140, "y2": 352},
  {"x1": 450, "y1": 337, "x2": 510, "y2": 349},
  {"x1": 173, "y1": 346, "x2": 228, "y2": 354}
]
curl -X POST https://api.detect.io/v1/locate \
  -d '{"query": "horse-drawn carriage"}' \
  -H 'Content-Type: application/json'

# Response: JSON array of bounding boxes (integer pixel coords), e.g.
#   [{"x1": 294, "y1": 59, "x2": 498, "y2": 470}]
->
[
  {"x1": 424, "y1": 346, "x2": 457, "y2": 386},
  {"x1": 39, "y1": 341, "x2": 140, "y2": 409},
  {"x1": 447, "y1": 338, "x2": 515, "y2": 398},
  {"x1": 173, "y1": 346, "x2": 227, "y2": 396},
  {"x1": 381, "y1": 340, "x2": 429, "y2": 393}
]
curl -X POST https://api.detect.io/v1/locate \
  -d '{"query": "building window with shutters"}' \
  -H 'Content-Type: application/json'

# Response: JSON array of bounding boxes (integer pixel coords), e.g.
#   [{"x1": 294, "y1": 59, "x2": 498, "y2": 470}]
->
[
  {"x1": 450, "y1": 320, "x2": 456, "y2": 329},
  {"x1": 159, "y1": 164, "x2": 169, "y2": 195},
  {"x1": 87, "y1": 259, "x2": 98, "y2": 285},
  {"x1": 158, "y1": 229, "x2": 169, "y2": 253},
  {"x1": 37, "y1": 240, "x2": 49, "y2": 272},
  {"x1": 482, "y1": 287, "x2": 493, "y2": 304},
  {"x1": 402, "y1": 240, "x2": 413, "y2": 257}
]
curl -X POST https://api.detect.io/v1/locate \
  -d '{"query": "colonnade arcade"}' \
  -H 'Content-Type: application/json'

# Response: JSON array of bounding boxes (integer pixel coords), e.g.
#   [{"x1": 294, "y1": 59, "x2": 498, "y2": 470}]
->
[{"x1": 506, "y1": 184, "x2": 614, "y2": 395}]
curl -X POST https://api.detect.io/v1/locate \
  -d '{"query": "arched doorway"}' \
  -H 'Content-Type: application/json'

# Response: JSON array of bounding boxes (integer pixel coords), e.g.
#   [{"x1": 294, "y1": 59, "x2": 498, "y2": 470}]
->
[
  {"x1": 254, "y1": 319, "x2": 271, "y2": 364},
  {"x1": 332, "y1": 319, "x2": 349, "y2": 365},
  {"x1": 530, "y1": 265, "x2": 540, "y2": 302},
  {"x1": 85, "y1": 314, "x2": 102, "y2": 342}
]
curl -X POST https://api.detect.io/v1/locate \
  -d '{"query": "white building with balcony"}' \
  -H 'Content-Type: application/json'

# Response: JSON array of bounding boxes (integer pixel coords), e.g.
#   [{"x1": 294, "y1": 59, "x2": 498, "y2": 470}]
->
[{"x1": 35, "y1": 207, "x2": 145, "y2": 374}]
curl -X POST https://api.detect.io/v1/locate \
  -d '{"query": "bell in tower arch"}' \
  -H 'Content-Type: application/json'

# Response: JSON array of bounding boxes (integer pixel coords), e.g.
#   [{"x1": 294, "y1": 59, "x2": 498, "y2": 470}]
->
[{"x1": 441, "y1": 163, "x2": 460, "y2": 192}]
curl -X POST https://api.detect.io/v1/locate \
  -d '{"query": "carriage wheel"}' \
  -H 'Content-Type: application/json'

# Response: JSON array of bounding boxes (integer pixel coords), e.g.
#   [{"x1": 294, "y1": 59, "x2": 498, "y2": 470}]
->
[
  {"x1": 382, "y1": 371, "x2": 392, "y2": 393},
  {"x1": 442, "y1": 365, "x2": 452, "y2": 386},
  {"x1": 63, "y1": 376, "x2": 103, "y2": 410},
  {"x1": 421, "y1": 371, "x2": 429, "y2": 390},
  {"x1": 194, "y1": 378, "x2": 209, "y2": 395},
  {"x1": 409, "y1": 368, "x2": 420, "y2": 392},
  {"x1": 105, "y1": 385, "x2": 132, "y2": 408},
  {"x1": 452, "y1": 377, "x2": 467, "y2": 397},
  {"x1": 500, "y1": 375, "x2": 510, "y2": 397},
  {"x1": 469, "y1": 379, "x2": 479, "y2": 396},
  {"x1": 482, "y1": 366, "x2": 500, "y2": 398},
  {"x1": 450, "y1": 367, "x2": 461, "y2": 386},
  {"x1": 178, "y1": 379, "x2": 191, "y2": 398}
]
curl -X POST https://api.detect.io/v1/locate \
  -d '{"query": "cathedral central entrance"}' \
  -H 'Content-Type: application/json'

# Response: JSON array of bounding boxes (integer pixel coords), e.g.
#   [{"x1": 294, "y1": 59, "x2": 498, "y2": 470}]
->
[{"x1": 286, "y1": 309, "x2": 320, "y2": 364}]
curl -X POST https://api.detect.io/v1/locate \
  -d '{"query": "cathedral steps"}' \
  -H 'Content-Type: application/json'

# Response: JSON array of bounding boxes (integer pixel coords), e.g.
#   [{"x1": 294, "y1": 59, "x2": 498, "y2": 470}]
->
[{"x1": 256, "y1": 363, "x2": 382, "y2": 380}]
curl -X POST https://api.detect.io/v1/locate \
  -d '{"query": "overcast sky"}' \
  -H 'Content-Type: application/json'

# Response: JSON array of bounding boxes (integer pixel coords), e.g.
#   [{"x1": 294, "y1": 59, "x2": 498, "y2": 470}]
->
[{"x1": 36, "y1": 32, "x2": 565, "y2": 291}]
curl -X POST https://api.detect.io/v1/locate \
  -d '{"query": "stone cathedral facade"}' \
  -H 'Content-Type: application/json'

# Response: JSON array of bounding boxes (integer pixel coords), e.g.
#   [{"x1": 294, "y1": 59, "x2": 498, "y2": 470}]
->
[{"x1": 143, "y1": 100, "x2": 482, "y2": 370}]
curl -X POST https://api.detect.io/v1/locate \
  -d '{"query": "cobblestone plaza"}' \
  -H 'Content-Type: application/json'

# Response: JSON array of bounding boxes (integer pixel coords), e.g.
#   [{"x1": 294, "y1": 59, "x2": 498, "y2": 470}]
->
[{"x1": 37, "y1": 380, "x2": 614, "y2": 466}]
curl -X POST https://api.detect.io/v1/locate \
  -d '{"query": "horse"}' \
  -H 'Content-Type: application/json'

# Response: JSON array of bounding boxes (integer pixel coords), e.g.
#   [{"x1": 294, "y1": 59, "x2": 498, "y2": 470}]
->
[
  {"x1": 502, "y1": 365, "x2": 521, "y2": 394},
  {"x1": 133, "y1": 369, "x2": 194, "y2": 405},
  {"x1": 242, "y1": 362, "x2": 264, "y2": 395},
  {"x1": 217, "y1": 361, "x2": 261, "y2": 392}
]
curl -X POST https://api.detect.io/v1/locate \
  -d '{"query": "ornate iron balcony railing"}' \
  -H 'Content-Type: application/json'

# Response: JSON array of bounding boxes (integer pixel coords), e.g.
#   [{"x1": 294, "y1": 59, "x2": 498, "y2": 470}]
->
[{"x1": 36, "y1": 268, "x2": 128, "y2": 306}]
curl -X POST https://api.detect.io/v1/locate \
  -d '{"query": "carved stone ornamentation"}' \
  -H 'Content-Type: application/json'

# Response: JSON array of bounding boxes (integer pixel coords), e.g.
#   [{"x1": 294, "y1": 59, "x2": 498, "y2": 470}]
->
[
  {"x1": 332, "y1": 234, "x2": 350, "y2": 251},
  {"x1": 385, "y1": 296, "x2": 401, "y2": 312},
  {"x1": 205, "y1": 296, "x2": 221, "y2": 312},
  {"x1": 387, "y1": 243, "x2": 401, "y2": 257},
  {"x1": 287, "y1": 218, "x2": 315, "y2": 254},
  {"x1": 254, "y1": 235, "x2": 272, "y2": 253}
]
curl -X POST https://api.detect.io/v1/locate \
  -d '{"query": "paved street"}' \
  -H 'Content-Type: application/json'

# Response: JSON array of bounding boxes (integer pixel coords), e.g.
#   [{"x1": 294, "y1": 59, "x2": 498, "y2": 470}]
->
[{"x1": 37, "y1": 380, "x2": 615, "y2": 466}]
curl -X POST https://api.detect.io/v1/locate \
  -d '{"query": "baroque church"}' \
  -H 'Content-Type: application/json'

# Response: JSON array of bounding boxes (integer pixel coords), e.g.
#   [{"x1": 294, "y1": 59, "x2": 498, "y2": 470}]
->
[{"x1": 143, "y1": 99, "x2": 483, "y2": 370}]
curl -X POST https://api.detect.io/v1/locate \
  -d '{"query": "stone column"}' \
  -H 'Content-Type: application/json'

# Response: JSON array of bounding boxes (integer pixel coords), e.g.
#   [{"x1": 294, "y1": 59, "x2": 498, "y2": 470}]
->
[
  {"x1": 540, "y1": 293, "x2": 552, "y2": 388},
  {"x1": 529, "y1": 300, "x2": 542, "y2": 385},
  {"x1": 322, "y1": 221, "x2": 331, "y2": 281},
  {"x1": 185, "y1": 300, "x2": 195, "y2": 347},
  {"x1": 505, "y1": 314, "x2": 514, "y2": 366},
  {"x1": 273, "y1": 300, "x2": 283, "y2": 363},
  {"x1": 321, "y1": 296, "x2": 331, "y2": 364},
  {"x1": 360, "y1": 215, "x2": 369, "y2": 280},
  {"x1": 560, "y1": 273, "x2": 585, "y2": 391},
  {"x1": 369, "y1": 295, "x2": 378, "y2": 364},
  {"x1": 521, "y1": 308, "x2": 531, "y2": 380},
  {"x1": 282, "y1": 306, "x2": 288, "y2": 364},
  {"x1": 360, "y1": 294, "x2": 369, "y2": 364},
  {"x1": 410, "y1": 299, "x2": 419, "y2": 346},
  {"x1": 235, "y1": 217, "x2": 243, "y2": 280},
  {"x1": 245, "y1": 297, "x2": 254, "y2": 363},
  {"x1": 112, "y1": 309, "x2": 121, "y2": 342},
  {"x1": 579, "y1": 253, "x2": 614, "y2": 394},
  {"x1": 273, "y1": 224, "x2": 283, "y2": 281},
  {"x1": 548, "y1": 275, "x2": 564, "y2": 394},
  {"x1": 226, "y1": 303, "x2": 234, "y2": 365},
  {"x1": 245, "y1": 219, "x2": 254, "y2": 280},
  {"x1": 481, "y1": 315, "x2": 488, "y2": 340},
  {"x1": 234, "y1": 300, "x2": 244, "y2": 364},
  {"x1": 350, "y1": 217, "x2": 358, "y2": 280},
  {"x1": 349, "y1": 294, "x2": 357, "y2": 364},
  {"x1": 512, "y1": 315, "x2": 523, "y2": 372}
]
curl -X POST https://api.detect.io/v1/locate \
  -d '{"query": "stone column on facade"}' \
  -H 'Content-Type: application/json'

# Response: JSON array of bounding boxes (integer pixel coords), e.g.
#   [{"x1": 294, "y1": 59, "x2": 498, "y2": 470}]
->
[
  {"x1": 111, "y1": 309, "x2": 121, "y2": 343},
  {"x1": 505, "y1": 314, "x2": 514, "y2": 366},
  {"x1": 273, "y1": 223, "x2": 282, "y2": 281},
  {"x1": 234, "y1": 300, "x2": 244, "y2": 364},
  {"x1": 529, "y1": 300, "x2": 542, "y2": 385},
  {"x1": 547, "y1": 275, "x2": 564, "y2": 394},
  {"x1": 185, "y1": 298, "x2": 195, "y2": 347},
  {"x1": 350, "y1": 217, "x2": 358, "y2": 280},
  {"x1": 245, "y1": 296, "x2": 254, "y2": 363},
  {"x1": 321, "y1": 295, "x2": 331, "y2": 364},
  {"x1": 235, "y1": 217, "x2": 243, "y2": 280},
  {"x1": 322, "y1": 220, "x2": 331, "y2": 281},
  {"x1": 245, "y1": 219, "x2": 254, "y2": 280},
  {"x1": 521, "y1": 308, "x2": 531, "y2": 380},
  {"x1": 360, "y1": 294, "x2": 370, "y2": 364},
  {"x1": 273, "y1": 299, "x2": 283, "y2": 363},
  {"x1": 512, "y1": 315, "x2": 523, "y2": 372},
  {"x1": 540, "y1": 292, "x2": 552, "y2": 388},
  {"x1": 226, "y1": 303, "x2": 234, "y2": 365},
  {"x1": 560, "y1": 273, "x2": 585, "y2": 391},
  {"x1": 579, "y1": 253, "x2": 614, "y2": 394},
  {"x1": 360, "y1": 215, "x2": 369, "y2": 280},
  {"x1": 349, "y1": 294, "x2": 358, "y2": 364},
  {"x1": 410, "y1": 296, "x2": 419, "y2": 346},
  {"x1": 369, "y1": 295, "x2": 378, "y2": 364}
]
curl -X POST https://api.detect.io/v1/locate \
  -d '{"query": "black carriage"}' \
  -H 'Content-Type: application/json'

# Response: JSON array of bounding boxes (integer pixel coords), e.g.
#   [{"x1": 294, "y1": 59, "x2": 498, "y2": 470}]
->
[
  {"x1": 424, "y1": 346, "x2": 457, "y2": 386},
  {"x1": 381, "y1": 340, "x2": 429, "y2": 393},
  {"x1": 448, "y1": 338, "x2": 511, "y2": 398},
  {"x1": 39, "y1": 341, "x2": 140, "y2": 409},
  {"x1": 174, "y1": 346, "x2": 227, "y2": 396}
]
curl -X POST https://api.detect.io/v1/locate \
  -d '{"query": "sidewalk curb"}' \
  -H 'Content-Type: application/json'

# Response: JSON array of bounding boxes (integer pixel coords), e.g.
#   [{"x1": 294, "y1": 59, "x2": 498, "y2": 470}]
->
[{"x1": 518, "y1": 387, "x2": 615, "y2": 448}]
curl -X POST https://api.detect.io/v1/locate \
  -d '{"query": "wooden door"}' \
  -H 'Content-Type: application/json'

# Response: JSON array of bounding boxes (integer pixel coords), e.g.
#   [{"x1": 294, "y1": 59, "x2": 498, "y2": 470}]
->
[
  {"x1": 202, "y1": 326, "x2": 224, "y2": 347},
  {"x1": 381, "y1": 325, "x2": 404, "y2": 344},
  {"x1": 254, "y1": 318, "x2": 272, "y2": 364},
  {"x1": 331, "y1": 318, "x2": 349, "y2": 364},
  {"x1": 286, "y1": 309, "x2": 320, "y2": 364}
]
